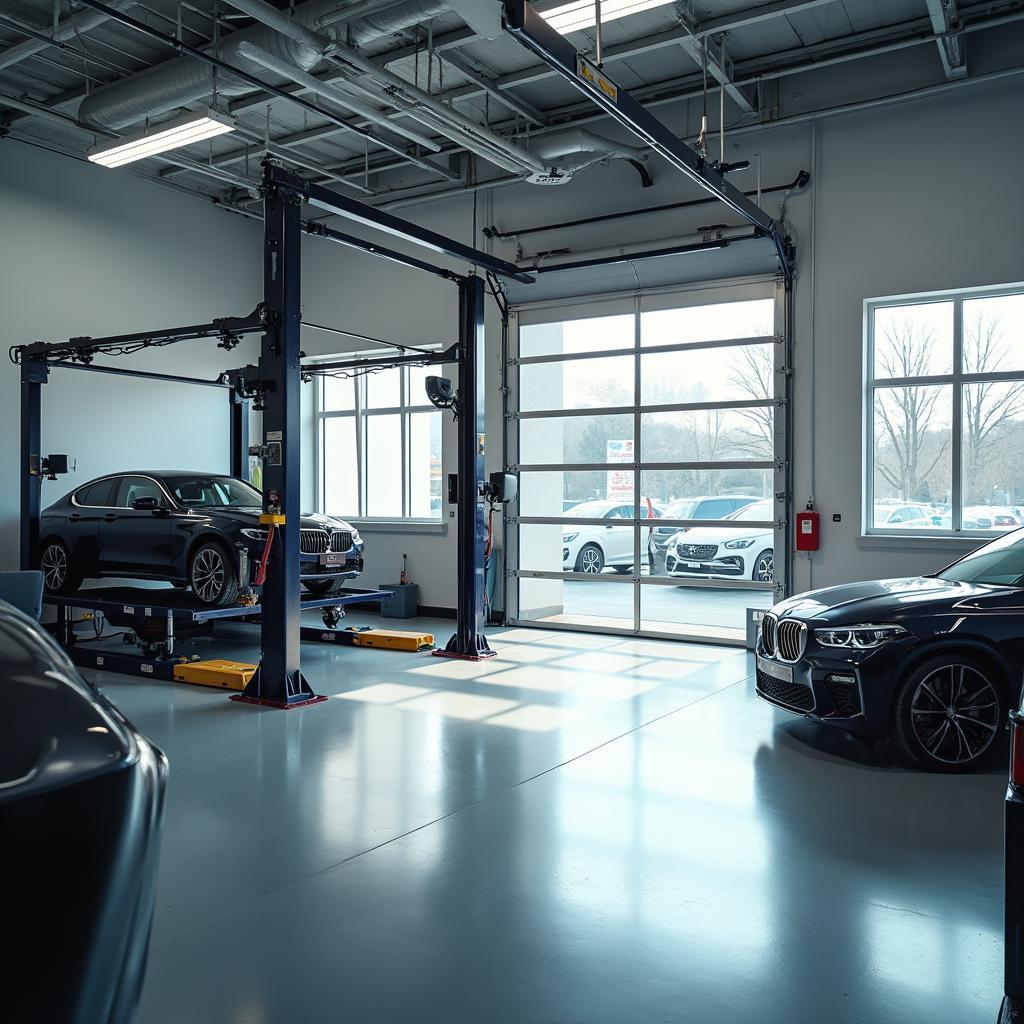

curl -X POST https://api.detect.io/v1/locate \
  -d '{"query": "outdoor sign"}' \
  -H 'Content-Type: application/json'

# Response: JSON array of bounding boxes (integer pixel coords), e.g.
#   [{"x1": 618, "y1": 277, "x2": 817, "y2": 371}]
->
[{"x1": 607, "y1": 440, "x2": 634, "y2": 501}]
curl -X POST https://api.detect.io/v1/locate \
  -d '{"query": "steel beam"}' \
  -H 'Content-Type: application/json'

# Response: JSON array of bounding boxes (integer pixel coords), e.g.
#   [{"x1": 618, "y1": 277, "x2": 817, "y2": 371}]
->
[
  {"x1": 677, "y1": 7, "x2": 755, "y2": 114},
  {"x1": 926, "y1": 0, "x2": 967, "y2": 80},
  {"x1": 230, "y1": 389, "x2": 249, "y2": 480},
  {"x1": 236, "y1": 164, "x2": 322, "y2": 709},
  {"x1": 437, "y1": 274, "x2": 494, "y2": 660},
  {"x1": 20, "y1": 359, "x2": 46, "y2": 571},
  {"x1": 278, "y1": 166, "x2": 534, "y2": 282},
  {"x1": 500, "y1": 0, "x2": 791, "y2": 277}
]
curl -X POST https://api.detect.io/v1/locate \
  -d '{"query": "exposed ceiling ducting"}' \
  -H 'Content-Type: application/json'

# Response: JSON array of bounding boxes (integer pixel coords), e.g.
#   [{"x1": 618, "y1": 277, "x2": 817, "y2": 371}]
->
[{"x1": 74, "y1": 0, "x2": 649, "y2": 187}]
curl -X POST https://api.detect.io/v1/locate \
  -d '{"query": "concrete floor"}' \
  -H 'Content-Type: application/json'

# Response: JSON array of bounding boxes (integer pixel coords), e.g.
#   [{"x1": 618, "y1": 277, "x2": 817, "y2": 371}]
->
[{"x1": 88, "y1": 613, "x2": 1005, "y2": 1024}]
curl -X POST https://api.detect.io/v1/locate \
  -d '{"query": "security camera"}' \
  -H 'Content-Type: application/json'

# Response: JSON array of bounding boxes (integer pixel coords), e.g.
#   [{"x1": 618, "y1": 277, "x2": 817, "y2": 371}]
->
[{"x1": 425, "y1": 375, "x2": 458, "y2": 414}]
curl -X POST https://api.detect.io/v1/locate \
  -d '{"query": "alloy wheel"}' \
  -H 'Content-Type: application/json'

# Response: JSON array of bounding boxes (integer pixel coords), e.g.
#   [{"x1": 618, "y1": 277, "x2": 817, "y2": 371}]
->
[
  {"x1": 192, "y1": 548, "x2": 226, "y2": 603},
  {"x1": 754, "y1": 552, "x2": 774, "y2": 583},
  {"x1": 41, "y1": 543, "x2": 67, "y2": 591},
  {"x1": 910, "y1": 664, "x2": 1000, "y2": 765},
  {"x1": 580, "y1": 547, "x2": 602, "y2": 573}
]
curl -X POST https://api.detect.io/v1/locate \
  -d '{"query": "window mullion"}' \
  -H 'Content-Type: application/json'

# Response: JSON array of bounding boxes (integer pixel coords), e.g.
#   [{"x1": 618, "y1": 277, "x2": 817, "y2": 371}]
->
[{"x1": 951, "y1": 298, "x2": 963, "y2": 532}]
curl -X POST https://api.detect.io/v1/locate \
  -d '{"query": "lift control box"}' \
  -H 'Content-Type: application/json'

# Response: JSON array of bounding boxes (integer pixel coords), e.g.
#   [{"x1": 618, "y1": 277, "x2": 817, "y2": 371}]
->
[{"x1": 172, "y1": 660, "x2": 257, "y2": 691}]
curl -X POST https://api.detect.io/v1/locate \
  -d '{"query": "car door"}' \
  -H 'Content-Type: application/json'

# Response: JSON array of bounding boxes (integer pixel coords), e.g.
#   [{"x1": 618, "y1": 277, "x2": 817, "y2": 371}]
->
[
  {"x1": 603, "y1": 505, "x2": 635, "y2": 564},
  {"x1": 67, "y1": 477, "x2": 117, "y2": 568},
  {"x1": 99, "y1": 476, "x2": 174, "y2": 573}
]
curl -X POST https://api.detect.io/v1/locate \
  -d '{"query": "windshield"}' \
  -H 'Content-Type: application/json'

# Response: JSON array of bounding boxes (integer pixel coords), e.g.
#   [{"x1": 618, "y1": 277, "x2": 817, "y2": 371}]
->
[
  {"x1": 566, "y1": 501, "x2": 614, "y2": 518},
  {"x1": 167, "y1": 476, "x2": 262, "y2": 508},
  {"x1": 729, "y1": 501, "x2": 773, "y2": 522},
  {"x1": 938, "y1": 529, "x2": 1024, "y2": 587}
]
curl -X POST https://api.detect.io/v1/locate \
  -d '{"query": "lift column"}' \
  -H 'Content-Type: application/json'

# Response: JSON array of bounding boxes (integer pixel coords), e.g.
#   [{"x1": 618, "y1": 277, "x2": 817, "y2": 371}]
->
[
  {"x1": 235, "y1": 164, "x2": 322, "y2": 708},
  {"x1": 440, "y1": 275, "x2": 495, "y2": 660},
  {"x1": 20, "y1": 358, "x2": 47, "y2": 571}
]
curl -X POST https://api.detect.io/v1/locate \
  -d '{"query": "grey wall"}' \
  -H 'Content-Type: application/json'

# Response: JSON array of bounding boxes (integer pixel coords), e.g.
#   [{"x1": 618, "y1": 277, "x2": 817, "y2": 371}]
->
[{"x1": 0, "y1": 143, "x2": 261, "y2": 568}]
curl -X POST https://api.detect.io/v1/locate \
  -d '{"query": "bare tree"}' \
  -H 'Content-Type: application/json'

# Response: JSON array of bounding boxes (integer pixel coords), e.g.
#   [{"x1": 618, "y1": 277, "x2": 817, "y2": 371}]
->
[
  {"x1": 873, "y1": 317, "x2": 949, "y2": 500},
  {"x1": 962, "y1": 311, "x2": 1024, "y2": 503},
  {"x1": 727, "y1": 344, "x2": 774, "y2": 459}
]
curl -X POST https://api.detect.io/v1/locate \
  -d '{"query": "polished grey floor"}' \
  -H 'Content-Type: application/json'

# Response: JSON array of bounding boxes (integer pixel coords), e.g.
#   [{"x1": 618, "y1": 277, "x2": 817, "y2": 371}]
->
[{"x1": 87, "y1": 614, "x2": 1005, "y2": 1024}]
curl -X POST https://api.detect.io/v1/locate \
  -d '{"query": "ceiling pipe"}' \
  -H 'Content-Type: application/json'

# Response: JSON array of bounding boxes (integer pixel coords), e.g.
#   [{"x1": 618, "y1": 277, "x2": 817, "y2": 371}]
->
[
  {"x1": 0, "y1": 0, "x2": 138, "y2": 73},
  {"x1": 235, "y1": 42, "x2": 439, "y2": 152},
  {"x1": 528, "y1": 128, "x2": 651, "y2": 185},
  {"x1": 220, "y1": 0, "x2": 547, "y2": 176}
]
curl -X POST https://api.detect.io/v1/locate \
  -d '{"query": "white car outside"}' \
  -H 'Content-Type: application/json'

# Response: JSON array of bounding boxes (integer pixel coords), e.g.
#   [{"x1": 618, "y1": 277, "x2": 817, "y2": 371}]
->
[
  {"x1": 561, "y1": 499, "x2": 660, "y2": 574},
  {"x1": 664, "y1": 499, "x2": 775, "y2": 582}
]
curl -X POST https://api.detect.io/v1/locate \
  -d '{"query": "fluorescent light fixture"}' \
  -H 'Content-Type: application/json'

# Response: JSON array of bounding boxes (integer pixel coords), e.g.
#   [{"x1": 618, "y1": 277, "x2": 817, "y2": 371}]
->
[
  {"x1": 88, "y1": 108, "x2": 236, "y2": 168},
  {"x1": 541, "y1": 0, "x2": 674, "y2": 34}
]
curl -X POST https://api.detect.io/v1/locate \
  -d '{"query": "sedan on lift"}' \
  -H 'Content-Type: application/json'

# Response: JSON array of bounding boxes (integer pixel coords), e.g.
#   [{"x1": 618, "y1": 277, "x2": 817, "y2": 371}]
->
[
  {"x1": 38, "y1": 472, "x2": 364, "y2": 606},
  {"x1": 755, "y1": 528, "x2": 1024, "y2": 771}
]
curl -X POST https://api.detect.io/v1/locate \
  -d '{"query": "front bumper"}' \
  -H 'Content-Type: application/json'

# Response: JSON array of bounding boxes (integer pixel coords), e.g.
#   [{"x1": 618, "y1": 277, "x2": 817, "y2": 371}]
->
[
  {"x1": 665, "y1": 551, "x2": 746, "y2": 578},
  {"x1": 753, "y1": 637, "x2": 908, "y2": 738}
]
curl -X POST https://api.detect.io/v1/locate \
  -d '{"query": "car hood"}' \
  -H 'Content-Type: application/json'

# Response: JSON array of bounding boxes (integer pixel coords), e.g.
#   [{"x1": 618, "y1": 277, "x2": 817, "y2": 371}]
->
[
  {"x1": 771, "y1": 576, "x2": 1016, "y2": 624},
  {"x1": 668, "y1": 524, "x2": 771, "y2": 544},
  {"x1": 190, "y1": 507, "x2": 356, "y2": 531}
]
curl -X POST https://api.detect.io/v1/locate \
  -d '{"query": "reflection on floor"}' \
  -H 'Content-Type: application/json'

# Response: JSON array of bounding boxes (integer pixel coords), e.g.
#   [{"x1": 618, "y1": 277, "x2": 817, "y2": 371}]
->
[
  {"x1": 524, "y1": 581, "x2": 774, "y2": 642},
  {"x1": 90, "y1": 614, "x2": 1004, "y2": 1024}
]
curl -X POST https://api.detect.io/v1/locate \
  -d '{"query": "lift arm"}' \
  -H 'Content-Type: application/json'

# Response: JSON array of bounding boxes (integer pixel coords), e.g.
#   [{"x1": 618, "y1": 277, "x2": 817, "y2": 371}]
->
[
  {"x1": 500, "y1": 0, "x2": 792, "y2": 279},
  {"x1": 15, "y1": 309, "x2": 266, "y2": 365}
]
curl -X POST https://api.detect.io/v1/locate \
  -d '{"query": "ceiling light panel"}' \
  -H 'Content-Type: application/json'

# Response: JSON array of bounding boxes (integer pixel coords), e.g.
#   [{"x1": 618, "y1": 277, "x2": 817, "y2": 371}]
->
[
  {"x1": 541, "y1": 0, "x2": 675, "y2": 34},
  {"x1": 88, "y1": 109, "x2": 236, "y2": 168}
]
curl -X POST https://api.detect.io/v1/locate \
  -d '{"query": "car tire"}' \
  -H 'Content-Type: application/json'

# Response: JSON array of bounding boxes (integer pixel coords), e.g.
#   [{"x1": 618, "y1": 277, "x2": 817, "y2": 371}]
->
[
  {"x1": 892, "y1": 655, "x2": 1006, "y2": 772},
  {"x1": 40, "y1": 539, "x2": 82, "y2": 595},
  {"x1": 574, "y1": 543, "x2": 604, "y2": 574},
  {"x1": 752, "y1": 550, "x2": 774, "y2": 583},
  {"x1": 303, "y1": 578, "x2": 346, "y2": 597},
  {"x1": 188, "y1": 541, "x2": 240, "y2": 607}
]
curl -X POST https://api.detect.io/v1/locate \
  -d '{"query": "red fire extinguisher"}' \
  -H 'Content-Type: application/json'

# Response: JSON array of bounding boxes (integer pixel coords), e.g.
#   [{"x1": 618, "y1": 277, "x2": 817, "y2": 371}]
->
[{"x1": 795, "y1": 500, "x2": 820, "y2": 552}]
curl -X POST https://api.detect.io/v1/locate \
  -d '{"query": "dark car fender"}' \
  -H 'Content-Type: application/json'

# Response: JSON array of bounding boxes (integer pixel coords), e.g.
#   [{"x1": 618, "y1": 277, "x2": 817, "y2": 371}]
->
[{"x1": 890, "y1": 633, "x2": 1019, "y2": 706}]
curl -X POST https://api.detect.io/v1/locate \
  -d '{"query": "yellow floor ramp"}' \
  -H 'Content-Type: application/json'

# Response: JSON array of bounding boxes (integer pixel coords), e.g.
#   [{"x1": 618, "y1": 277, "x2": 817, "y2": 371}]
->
[
  {"x1": 347, "y1": 629, "x2": 434, "y2": 651},
  {"x1": 173, "y1": 660, "x2": 257, "y2": 691}
]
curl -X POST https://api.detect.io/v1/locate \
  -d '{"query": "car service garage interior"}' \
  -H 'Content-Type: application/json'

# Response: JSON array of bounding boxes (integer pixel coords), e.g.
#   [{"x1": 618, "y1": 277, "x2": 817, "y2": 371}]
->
[{"x1": 2, "y1": 1, "x2": 1023, "y2": 1022}]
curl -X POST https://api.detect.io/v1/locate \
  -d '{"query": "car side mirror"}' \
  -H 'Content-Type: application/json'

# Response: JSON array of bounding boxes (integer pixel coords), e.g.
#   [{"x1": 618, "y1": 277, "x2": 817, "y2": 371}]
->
[{"x1": 132, "y1": 496, "x2": 160, "y2": 511}]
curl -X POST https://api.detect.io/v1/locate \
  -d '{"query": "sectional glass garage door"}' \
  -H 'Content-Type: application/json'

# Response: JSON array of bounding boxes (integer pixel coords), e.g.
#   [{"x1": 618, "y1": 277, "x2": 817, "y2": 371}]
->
[{"x1": 506, "y1": 279, "x2": 789, "y2": 644}]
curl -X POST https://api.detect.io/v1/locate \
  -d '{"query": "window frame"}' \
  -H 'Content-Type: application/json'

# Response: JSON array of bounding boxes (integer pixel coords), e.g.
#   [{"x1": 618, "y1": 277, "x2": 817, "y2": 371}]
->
[
  {"x1": 315, "y1": 364, "x2": 442, "y2": 524},
  {"x1": 863, "y1": 281, "x2": 1024, "y2": 538}
]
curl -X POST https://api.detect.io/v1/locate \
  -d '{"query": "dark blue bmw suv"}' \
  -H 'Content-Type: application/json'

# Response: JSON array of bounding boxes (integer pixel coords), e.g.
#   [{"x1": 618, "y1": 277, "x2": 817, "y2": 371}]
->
[{"x1": 755, "y1": 529, "x2": 1024, "y2": 771}]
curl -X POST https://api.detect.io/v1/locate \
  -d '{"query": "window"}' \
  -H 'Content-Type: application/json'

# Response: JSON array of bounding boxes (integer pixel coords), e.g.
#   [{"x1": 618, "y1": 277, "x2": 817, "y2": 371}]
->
[
  {"x1": 866, "y1": 285, "x2": 1024, "y2": 534},
  {"x1": 74, "y1": 478, "x2": 115, "y2": 507},
  {"x1": 317, "y1": 365, "x2": 442, "y2": 520},
  {"x1": 115, "y1": 476, "x2": 166, "y2": 508}
]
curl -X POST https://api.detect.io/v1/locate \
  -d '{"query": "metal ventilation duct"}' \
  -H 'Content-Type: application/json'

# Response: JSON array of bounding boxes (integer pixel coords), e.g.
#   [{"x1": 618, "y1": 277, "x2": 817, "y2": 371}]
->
[{"x1": 78, "y1": 0, "x2": 444, "y2": 130}]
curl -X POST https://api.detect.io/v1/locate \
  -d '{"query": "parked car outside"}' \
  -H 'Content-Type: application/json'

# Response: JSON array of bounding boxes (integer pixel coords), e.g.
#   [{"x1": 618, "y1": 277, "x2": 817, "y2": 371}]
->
[
  {"x1": 651, "y1": 494, "x2": 763, "y2": 553},
  {"x1": 561, "y1": 498, "x2": 662, "y2": 574},
  {"x1": 873, "y1": 502, "x2": 939, "y2": 528},
  {"x1": 39, "y1": 472, "x2": 364, "y2": 606},
  {"x1": 663, "y1": 499, "x2": 775, "y2": 583},
  {"x1": 965, "y1": 505, "x2": 1021, "y2": 530},
  {"x1": 755, "y1": 527, "x2": 1024, "y2": 770},
  {"x1": 0, "y1": 599, "x2": 167, "y2": 1023}
]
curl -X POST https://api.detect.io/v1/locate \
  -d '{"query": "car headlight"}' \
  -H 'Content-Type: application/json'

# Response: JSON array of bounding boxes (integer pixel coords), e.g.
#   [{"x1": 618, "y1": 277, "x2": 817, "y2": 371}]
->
[
  {"x1": 723, "y1": 537, "x2": 755, "y2": 549},
  {"x1": 351, "y1": 530, "x2": 362, "y2": 546},
  {"x1": 814, "y1": 624, "x2": 906, "y2": 649},
  {"x1": 240, "y1": 528, "x2": 268, "y2": 541},
  {"x1": 563, "y1": 532, "x2": 578, "y2": 542}
]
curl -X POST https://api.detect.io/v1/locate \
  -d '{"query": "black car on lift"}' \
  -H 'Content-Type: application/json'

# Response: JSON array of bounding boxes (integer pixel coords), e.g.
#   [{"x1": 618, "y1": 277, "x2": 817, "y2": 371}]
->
[
  {"x1": 38, "y1": 472, "x2": 364, "y2": 606},
  {"x1": 755, "y1": 528, "x2": 1024, "y2": 771}
]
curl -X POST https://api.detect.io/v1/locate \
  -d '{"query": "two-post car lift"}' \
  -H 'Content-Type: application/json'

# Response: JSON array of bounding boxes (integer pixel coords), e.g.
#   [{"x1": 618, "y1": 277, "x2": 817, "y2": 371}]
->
[{"x1": 16, "y1": 161, "x2": 531, "y2": 708}]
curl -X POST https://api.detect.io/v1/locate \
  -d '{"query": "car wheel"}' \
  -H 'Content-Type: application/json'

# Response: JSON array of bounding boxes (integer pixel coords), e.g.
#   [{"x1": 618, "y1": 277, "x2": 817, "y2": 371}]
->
[
  {"x1": 40, "y1": 539, "x2": 82, "y2": 595},
  {"x1": 752, "y1": 550, "x2": 774, "y2": 583},
  {"x1": 893, "y1": 655, "x2": 1006, "y2": 771},
  {"x1": 574, "y1": 543, "x2": 604, "y2": 574},
  {"x1": 303, "y1": 578, "x2": 346, "y2": 597},
  {"x1": 189, "y1": 541, "x2": 239, "y2": 607}
]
